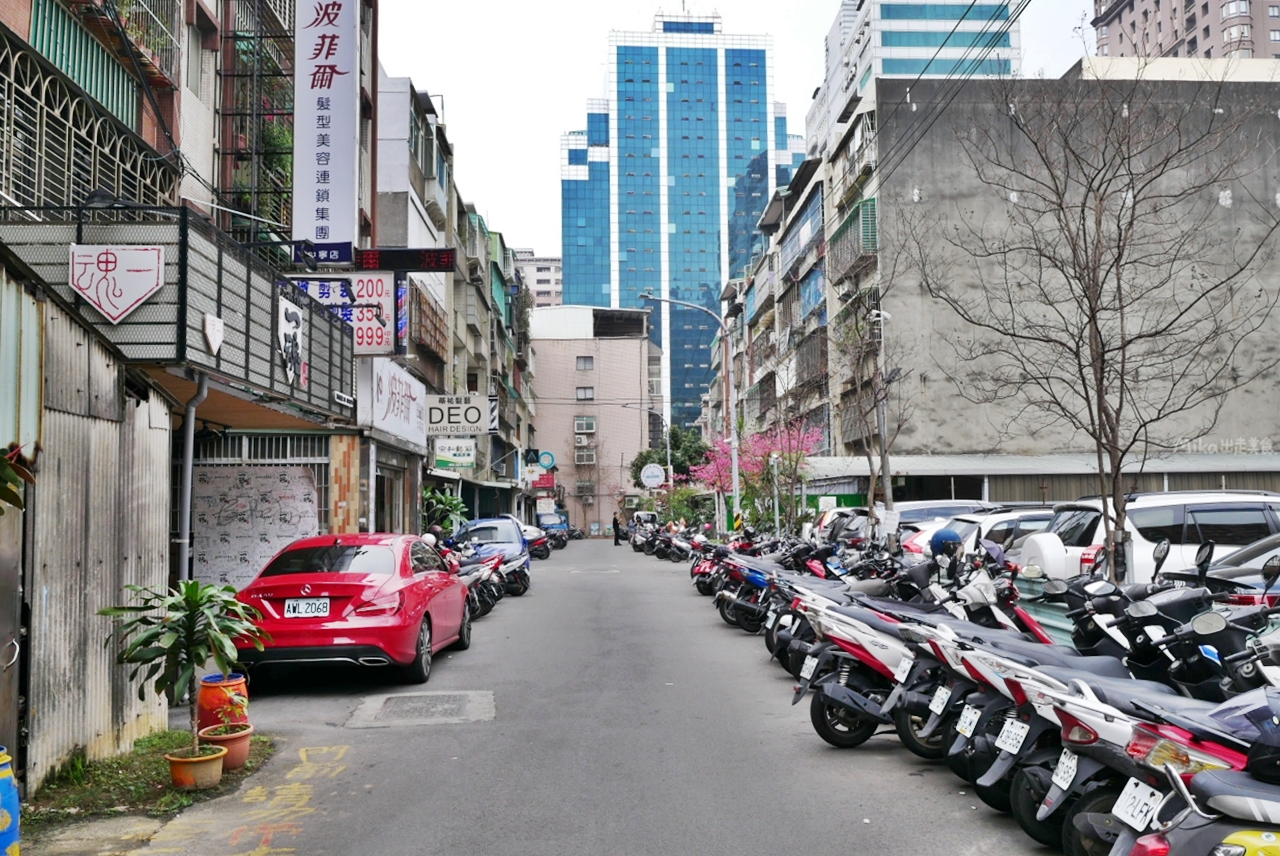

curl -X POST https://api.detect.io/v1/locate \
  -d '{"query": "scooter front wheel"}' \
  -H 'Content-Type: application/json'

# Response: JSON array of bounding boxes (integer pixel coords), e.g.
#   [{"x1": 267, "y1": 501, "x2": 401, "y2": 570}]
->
[
  {"x1": 894, "y1": 705, "x2": 949, "y2": 760},
  {"x1": 694, "y1": 577, "x2": 715, "y2": 596}
]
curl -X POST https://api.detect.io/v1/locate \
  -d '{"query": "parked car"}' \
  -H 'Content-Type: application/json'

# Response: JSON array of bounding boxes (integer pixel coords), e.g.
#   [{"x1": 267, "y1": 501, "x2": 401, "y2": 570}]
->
[
  {"x1": 235, "y1": 534, "x2": 470, "y2": 683},
  {"x1": 1015, "y1": 491, "x2": 1280, "y2": 583},
  {"x1": 917, "y1": 507, "x2": 1054, "y2": 559},
  {"x1": 454, "y1": 517, "x2": 532, "y2": 595},
  {"x1": 1158, "y1": 530, "x2": 1280, "y2": 594},
  {"x1": 893, "y1": 499, "x2": 996, "y2": 525},
  {"x1": 537, "y1": 512, "x2": 570, "y2": 534}
]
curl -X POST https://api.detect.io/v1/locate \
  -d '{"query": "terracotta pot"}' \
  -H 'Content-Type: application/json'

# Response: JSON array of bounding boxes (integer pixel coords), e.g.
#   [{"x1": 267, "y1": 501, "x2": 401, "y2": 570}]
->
[
  {"x1": 198, "y1": 722, "x2": 255, "y2": 771},
  {"x1": 197, "y1": 673, "x2": 248, "y2": 732},
  {"x1": 165, "y1": 744, "x2": 227, "y2": 790}
]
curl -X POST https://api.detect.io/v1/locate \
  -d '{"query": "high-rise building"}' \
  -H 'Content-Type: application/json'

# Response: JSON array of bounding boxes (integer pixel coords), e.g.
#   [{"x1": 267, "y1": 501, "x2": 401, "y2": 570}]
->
[
  {"x1": 807, "y1": 1, "x2": 1022, "y2": 160},
  {"x1": 1093, "y1": 0, "x2": 1276, "y2": 59},
  {"x1": 514, "y1": 249, "x2": 564, "y2": 307},
  {"x1": 561, "y1": 12, "x2": 791, "y2": 430}
]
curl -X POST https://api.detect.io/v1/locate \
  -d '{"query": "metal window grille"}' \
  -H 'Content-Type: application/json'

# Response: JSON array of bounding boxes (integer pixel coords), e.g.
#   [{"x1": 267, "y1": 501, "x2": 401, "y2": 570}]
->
[{"x1": 177, "y1": 433, "x2": 332, "y2": 532}]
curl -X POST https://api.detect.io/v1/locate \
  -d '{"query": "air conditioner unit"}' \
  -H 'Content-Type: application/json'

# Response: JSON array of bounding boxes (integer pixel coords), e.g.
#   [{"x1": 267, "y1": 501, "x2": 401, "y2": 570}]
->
[
  {"x1": 582, "y1": 496, "x2": 594, "y2": 505},
  {"x1": 575, "y1": 435, "x2": 589, "y2": 446},
  {"x1": 493, "y1": 463, "x2": 506, "y2": 477}
]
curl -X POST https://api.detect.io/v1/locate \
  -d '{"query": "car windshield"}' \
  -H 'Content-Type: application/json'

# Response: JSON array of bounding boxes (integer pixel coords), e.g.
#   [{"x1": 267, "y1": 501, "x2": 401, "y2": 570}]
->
[
  {"x1": 899, "y1": 506, "x2": 979, "y2": 524},
  {"x1": 458, "y1": 520, "x2": 523, "y2": 544},
  {"x1": 944, "y1": 518, "x2": 981, "y2": 543},
  {"x1": 537, "y1": 514, "x2": 563, "y2": 527},
  {"x1": 1219, "y1": 533, "x2": 1280, "y2": 568},
  {"x1": 258, "y1": 544, "x2": 397, "y2": 578}
]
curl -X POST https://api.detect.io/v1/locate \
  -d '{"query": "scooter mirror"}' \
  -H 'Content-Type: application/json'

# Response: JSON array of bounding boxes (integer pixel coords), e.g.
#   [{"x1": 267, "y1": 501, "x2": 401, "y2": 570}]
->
[
  {"x1": 1042, "y1": 579, "x2": 1069, "y2": 596},
  {"x1": 1125, "y1": 600, "x2": 1159, "y2": 620},
  {"x1": 1021, "y1": 564, "x2": 1045, "y2": 580},
  {"x1": 1263, "y1": 555, "x2": 1280, "y2": 597},
  {"x1": 1152, "y1": 539, "x2": 1171, "y2": 573},
  {"x1": 1190, "y1": 611, "x2": 1229, "y2": 637},
  {"x1": 1084, "y1": 579, "x2": 1118, "y2": 596},
  {"x1": 1195, "y1": 541, "x2": 1216, "y2": 588}
]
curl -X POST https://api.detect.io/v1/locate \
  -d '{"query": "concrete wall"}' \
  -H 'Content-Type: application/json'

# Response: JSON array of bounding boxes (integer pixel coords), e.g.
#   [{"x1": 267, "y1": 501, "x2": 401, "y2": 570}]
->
[
  {"x1": 871, "y1": 75, "x2": 1280, "y2": 459},
  {"x1": 530, "y1": 335, "x2": 655, "y2": 535}
]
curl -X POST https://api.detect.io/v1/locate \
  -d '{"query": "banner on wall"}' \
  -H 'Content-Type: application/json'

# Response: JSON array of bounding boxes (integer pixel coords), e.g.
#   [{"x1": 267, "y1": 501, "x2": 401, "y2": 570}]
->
[{"x1": 190, "y1": 466, "x2": 321, "y2": 590}]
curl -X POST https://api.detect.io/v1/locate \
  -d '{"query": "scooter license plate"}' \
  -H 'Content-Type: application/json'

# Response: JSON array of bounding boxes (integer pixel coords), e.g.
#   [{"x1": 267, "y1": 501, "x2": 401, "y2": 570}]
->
[
  {"x1": 765, "y1": 610, "x2": 779, "y2": 630},
  {"x1": 955, "y1": 704, "x2": 982, "y2": 738},
  {"x1": 1052, "y1": 749, "x2": 1079, "y2": 790},
  {"x1": 995, "y1": 718, "x2": 1031, "y2": 755},
  {"x1": 1113, "y1": 777, "x2": 1163, "y2": 831},
  {"x1": 893, "y1": 655, "x2": 914, "y2": 683},
  {"x1": 928, "y1": 686, "x2": 952, "y2": 716},
  {"x1": 800, "y1": 656, "x2": 819, "y2": 680}
]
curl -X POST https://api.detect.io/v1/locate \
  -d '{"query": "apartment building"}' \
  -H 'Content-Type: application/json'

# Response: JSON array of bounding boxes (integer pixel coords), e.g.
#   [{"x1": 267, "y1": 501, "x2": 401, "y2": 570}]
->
[{"x1": 1094, "y1": 0, "x2": 1280, "y2": 58}]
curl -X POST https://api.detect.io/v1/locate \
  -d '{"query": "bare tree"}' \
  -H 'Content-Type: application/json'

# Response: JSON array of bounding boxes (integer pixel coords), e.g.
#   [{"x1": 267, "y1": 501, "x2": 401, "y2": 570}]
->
[{"x1": 910, "y1": 68, "x2": 1280, "y2": 576}]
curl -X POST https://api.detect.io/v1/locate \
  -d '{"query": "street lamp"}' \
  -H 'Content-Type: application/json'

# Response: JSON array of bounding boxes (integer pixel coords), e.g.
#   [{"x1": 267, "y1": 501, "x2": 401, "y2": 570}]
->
[
  {"x1": 621, "y1": 403, "x2": 672, "y2": 490},
  {"x1": 639, "y1": 291, "x2": 741, "y2": 531},
  {"x1": 770, "y1": 452, "x2": 780, "y2": 533}
]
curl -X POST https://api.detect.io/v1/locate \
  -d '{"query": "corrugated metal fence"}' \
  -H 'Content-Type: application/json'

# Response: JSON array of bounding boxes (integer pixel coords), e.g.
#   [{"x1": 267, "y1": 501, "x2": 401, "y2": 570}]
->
[{"x1": 25, "y1": 303, "x2": 169, "y2": 791}]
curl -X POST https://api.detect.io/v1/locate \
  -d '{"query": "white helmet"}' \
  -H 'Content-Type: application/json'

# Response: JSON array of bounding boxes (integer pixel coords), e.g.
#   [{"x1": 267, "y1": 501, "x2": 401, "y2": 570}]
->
[{"x1": 422, "y1": 533, "x2": 437, "y2": 548}]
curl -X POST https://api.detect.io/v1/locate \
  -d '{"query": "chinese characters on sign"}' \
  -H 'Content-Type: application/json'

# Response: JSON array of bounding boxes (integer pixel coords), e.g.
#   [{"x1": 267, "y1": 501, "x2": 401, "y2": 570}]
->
[
  {"x1": 277, "y1": 296, "x2": 307, "y2": 387},
  {"x1": 293, "y1": 1, "x2": 360, "y2": 263},
  {"x1": 357, "y1": 358, "x2": 426, "y2": 446},
  {"x1": 292, "y1": 272, "x2": 396, "y2": 356},
  {"x1": 423, "y1": 395, "x2": 493, "y2": 436},
  {"x1": 68, "y1": 244, "x2": 164, "y2": 324},
  {"x1": 435, "y1": 438, "x2": 477, "y2": 469}
]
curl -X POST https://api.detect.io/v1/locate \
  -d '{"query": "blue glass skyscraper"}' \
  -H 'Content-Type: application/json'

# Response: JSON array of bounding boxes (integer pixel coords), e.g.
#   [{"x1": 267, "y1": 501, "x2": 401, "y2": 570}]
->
[{"x1": 561, "y1": 13, "x2": 788, "y2": 430}]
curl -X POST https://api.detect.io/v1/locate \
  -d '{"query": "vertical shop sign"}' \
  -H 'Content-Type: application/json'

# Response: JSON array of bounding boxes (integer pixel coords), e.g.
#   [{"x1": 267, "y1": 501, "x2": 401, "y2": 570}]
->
[{"x1": 292, "y1": 0, "x2": 361, "y2": 263}]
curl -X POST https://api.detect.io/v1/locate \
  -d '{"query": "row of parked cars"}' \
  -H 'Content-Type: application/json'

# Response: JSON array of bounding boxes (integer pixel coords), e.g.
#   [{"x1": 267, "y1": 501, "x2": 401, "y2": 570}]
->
[
  {"x1": 231, "y1": 514, "x2": 557, "y2": 683},
  {"x1": 811, "y1": 490, "x2": 1280, "y2": 585}
]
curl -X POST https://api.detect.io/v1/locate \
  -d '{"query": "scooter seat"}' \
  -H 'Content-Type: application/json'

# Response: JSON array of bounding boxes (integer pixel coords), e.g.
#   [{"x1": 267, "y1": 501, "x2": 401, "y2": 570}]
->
[
  {"x1": 732, "y1": 555, "x2": 786, "y2": 573},
  {"x1": 978, "y1": 638, "x2": 1132, "y2": 679},
  {"x1": 842, "y1": 579, "x2": 892, "y2": 597},
  {"x1": 1189, "y1": 771, "x2": 1280, "y2": 822},
  {"x1": 827, "y1": 604, "x2": 902, "y2": 639},
  {"x1": 1035, "y1": 667, "x2": 1194, "y2": 718}
]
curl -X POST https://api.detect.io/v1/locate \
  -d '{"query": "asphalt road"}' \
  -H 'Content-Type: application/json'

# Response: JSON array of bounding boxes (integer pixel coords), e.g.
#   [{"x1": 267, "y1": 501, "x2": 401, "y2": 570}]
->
[{"x1": 136, "y1": 540, "x2": 1043, "y2": 856}]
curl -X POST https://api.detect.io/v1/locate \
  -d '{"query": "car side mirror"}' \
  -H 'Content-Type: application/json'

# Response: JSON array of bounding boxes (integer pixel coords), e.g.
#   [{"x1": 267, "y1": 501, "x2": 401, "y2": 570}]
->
[
  {"x1": 1264, "y1": 556, "x2": 1280, "y2": 597},
  {"x1": 1152, "y1": 539, "x2": 1171, "y2": 574},
  {"x1": 1195, "y1": 541, "x2": 1216, "y2": 587}
]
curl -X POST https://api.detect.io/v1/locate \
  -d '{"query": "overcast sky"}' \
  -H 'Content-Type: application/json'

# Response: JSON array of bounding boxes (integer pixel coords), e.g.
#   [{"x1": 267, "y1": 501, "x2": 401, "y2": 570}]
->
[{"x1": 379, "y1": 1, "x2": 1094, "y2": 255}]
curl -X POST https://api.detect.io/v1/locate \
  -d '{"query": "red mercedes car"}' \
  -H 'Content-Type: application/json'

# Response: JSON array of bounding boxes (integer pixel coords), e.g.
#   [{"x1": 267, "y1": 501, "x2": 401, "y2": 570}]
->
[{"x1": 235, "y1": 533, "x2": 469, "y2": 683}]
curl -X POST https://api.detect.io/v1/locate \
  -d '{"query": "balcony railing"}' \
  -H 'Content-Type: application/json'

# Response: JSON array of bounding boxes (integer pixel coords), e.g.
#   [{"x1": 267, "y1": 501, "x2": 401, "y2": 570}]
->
[
  {"x1": 65, "y1": 0, "x2": 182, "y2": 88},
  {"x1": 0, "y1": 206, "x2": 355, "y2": 422},
  {"x1": 410, "y1": 286, "x2": 449, "y2": 360}
]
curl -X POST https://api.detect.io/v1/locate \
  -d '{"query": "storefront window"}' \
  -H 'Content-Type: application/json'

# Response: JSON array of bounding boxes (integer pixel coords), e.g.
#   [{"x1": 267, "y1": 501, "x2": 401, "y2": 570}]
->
[{"x1": 376, "y1": 466, "x2": 405, "y2": 533}]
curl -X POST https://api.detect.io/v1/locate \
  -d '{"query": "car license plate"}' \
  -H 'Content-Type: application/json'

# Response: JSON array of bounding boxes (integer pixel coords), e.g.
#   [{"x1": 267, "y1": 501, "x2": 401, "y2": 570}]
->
[
  {"x1": 928, "y1": 686, "x2": 952, "y2": 715},
  {"x1": 1052, "y1": 749, "x2": 1079, "y2": 790},
  {"x1": 284, "y1": 597, "x2": 329, "y2": 618},
  {"x1": 956, "y1": 704, "x2": 982, "y2": 738},
  {"x1": 995, "y1": 718, "x2": 1031, "y2": 754},
  {"x1": 894, "y1": 655, "x2": 914, "y2": 683},
  {"x1": 765, "y1": 610, "x2": 779, "y2": 629},
  {"x1": 1113, "y1": 777, "x2": 1163, "y2": 831},
  {"x1": 800, "y1": 655, "x2": 819, "y2": 680}
]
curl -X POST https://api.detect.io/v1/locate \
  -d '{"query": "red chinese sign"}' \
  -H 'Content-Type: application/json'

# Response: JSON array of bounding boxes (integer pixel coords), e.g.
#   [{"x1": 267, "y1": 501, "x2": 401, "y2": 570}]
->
[{"x1": 68, "y1": 245, "x2": 165, "y2": 324}]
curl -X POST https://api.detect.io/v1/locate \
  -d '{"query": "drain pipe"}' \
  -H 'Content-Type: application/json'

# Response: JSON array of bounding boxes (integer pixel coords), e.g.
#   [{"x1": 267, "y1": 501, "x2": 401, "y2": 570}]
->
[{"x1": 176, "y1": 373, "x2": 209, "y2": 582}]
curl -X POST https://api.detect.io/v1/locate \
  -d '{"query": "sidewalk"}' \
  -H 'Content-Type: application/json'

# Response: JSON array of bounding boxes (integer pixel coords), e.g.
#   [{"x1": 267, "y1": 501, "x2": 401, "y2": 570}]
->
[{"x1": 26, "y1": 732, "x2": 353, "y2": 856}]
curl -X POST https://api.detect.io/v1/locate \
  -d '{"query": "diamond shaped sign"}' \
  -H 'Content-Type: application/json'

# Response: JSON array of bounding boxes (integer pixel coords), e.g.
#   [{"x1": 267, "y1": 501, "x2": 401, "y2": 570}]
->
[{"x1": 68, "y1": 245, "x2": 165, "y2": 324}]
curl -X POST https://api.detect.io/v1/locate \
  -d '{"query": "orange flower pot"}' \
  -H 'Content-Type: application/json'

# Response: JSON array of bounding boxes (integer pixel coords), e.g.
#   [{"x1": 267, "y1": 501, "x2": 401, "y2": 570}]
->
[
  {"x1": 198, "y1": 722, "x2": 255, "y2": 771},
  {"x1": 197, "y1": 673, "x2": 248, "y2": 732},
  {"x1": 165, "y1": 745, "x2": 227, "y2": 790}
]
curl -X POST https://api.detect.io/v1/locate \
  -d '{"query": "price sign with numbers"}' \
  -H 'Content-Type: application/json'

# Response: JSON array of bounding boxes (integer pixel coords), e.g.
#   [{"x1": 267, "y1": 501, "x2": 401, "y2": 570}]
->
[{"x1": 292, "y1": 272, "x2": 396, "y2": 356}]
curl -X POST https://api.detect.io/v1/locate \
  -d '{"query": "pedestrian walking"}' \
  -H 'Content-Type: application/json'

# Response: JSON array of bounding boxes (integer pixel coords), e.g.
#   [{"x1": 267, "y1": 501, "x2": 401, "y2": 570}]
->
[{"x1": 612, "y1": 512, "x2": 623, "y2": 546}]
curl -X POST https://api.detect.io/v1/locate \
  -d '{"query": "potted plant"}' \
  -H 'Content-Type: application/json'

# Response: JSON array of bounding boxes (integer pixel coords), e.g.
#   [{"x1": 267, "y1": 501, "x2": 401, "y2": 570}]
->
[
  {"x1": 99, "y1": 580, "x2": 268, "y2": 790},
  {"x1": 198, "y1": 689, "x2": 254, "y2": 771}
]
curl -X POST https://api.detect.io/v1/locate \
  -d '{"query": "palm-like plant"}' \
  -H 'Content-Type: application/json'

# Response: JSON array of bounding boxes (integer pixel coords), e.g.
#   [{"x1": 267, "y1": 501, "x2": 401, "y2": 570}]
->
[
  {"x1": 99, "y1": 581, "x2": 268, "y2": 757},
  {"x1": 422, "y1": 487, "x2": 468, "y2": 532}
]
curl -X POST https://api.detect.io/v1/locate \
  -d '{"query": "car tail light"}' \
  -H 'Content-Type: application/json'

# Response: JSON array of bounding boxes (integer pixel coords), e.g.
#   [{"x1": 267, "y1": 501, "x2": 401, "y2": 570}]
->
[
  {"x1": 1125, "y1": 724, "x2": 1238, "y2": 780},
  {"x1": 1224, "y1": 592, "x2": 1280, "y2": 607},
  {"x1": 1080, "y1": 546, "x2": 1103, "y2": 571},
  {"x1": 1055, "y1": 708, "x2": 1099, "y2": 745},
  {"x1": 902, "y1": 533, "x2": 924, "y2": 554},
  {"x1": 1130, "y1": 834, "x2": 1170, "y2": 856},
  {"x1": 353, "y1": 592, "x2": 403, "y2": 616}
]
